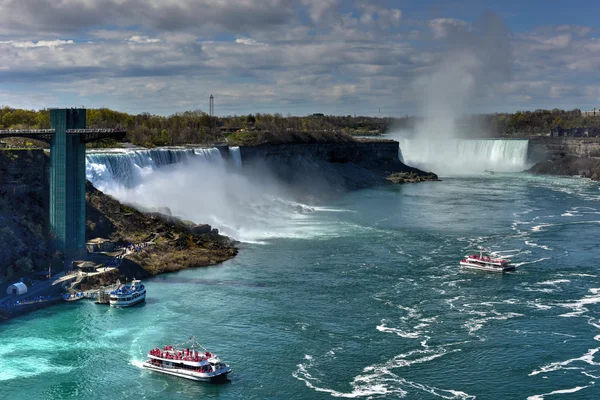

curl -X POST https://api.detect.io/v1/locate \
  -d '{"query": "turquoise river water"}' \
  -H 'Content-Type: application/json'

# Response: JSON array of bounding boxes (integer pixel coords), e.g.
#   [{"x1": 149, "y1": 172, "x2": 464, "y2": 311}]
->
[{"x1": 2, "y1": 172, "x2": 600, "y2": 399}]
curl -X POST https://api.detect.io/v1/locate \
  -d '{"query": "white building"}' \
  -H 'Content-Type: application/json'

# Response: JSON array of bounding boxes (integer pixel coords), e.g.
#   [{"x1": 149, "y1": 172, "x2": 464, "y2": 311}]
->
[{"x1": 6, "y1": 282, "x2": 27, "y2": 295}]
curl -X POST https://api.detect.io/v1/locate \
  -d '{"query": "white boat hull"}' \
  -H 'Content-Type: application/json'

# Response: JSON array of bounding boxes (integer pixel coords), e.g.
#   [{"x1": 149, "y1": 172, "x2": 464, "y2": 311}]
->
[
  {"x1": 110, "y1": 292, "x2": 146, "y2": 307},
  {"x1": 142, "y1": 362, "x2": 231, "y2": 382},
  {"x1": 460, "y1": 261, "x2": 515, "y2": 272}
]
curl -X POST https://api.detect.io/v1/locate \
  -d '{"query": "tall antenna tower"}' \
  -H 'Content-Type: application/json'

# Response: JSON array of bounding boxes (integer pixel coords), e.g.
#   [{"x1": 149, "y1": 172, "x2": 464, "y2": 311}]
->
[{"x1": 209, "y1": 94, "x2": 214, "y2": 117}]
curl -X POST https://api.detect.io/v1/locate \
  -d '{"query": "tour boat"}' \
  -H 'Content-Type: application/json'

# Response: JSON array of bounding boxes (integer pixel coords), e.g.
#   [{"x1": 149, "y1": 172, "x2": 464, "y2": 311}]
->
[
  {"x1": 460, "y1": 252, "x2": 515, "y2": 272},
  {"x1": 142, "y1": 336, "x2": 231, "y2": 382},
  {"x1": 109, "y1": 279, "x2": 146, "y2": 307}
]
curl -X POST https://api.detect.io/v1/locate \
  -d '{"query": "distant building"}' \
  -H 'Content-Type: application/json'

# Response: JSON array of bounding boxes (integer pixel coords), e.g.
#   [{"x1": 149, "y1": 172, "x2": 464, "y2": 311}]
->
[
  {"x1": 219, "y1": 126, "x2": 241, "y2": 134},
  {"x1": 86, "y1": 238, "x2": 115, "y2": 253},
  {"x1": 581, "y1": 108, "x2": 600, "y2": 117},
  {"x1": 549, "y1": 126, "x2": 600, "y2": 137}
]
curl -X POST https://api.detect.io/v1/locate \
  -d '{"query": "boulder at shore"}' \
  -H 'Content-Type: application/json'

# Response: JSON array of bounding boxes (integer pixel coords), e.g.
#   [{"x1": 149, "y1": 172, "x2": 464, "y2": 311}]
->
[{"x1": 385, "y1": 172, "x2": 439, "y2": 184}]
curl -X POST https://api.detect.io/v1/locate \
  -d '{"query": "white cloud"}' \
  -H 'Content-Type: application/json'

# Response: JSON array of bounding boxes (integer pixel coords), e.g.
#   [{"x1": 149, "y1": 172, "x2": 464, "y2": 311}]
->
[
  {"x1": 235, "y1": 37, "x2": 266, "y2": 46},
  {"x1": 0, "y1": 2, "x2": 597, "y2": 115},
  {"x1": 127, "y1": 36, "x2": 161, "y2": 44},
  {"x1": 0, "y1": 39, "x2": 74, "y2": 48}
]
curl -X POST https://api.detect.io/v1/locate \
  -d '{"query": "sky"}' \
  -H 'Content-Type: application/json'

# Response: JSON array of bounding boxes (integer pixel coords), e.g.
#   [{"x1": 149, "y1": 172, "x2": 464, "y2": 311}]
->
[{"x1": 0, "y1": 0, "x2": 599, "y2": 117}]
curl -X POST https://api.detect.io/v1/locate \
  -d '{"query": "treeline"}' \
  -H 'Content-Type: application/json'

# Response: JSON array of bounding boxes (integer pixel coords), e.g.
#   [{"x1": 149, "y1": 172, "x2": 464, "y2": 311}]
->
[
  {"x1": 474, "y1": 109, "x2": 600, "y2": 137},
  {"x1": 0, "y1": 107, "x2": 395, "y2": 146},
  {"x1": 2, "y1": 106, "x2": 600, "y2": 146}
]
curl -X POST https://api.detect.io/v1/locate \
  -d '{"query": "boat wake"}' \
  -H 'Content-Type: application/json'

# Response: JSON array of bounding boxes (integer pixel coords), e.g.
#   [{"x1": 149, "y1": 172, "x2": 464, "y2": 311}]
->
[{"x1": 130, "y1": 359, "x2": 145, "y2": 369}]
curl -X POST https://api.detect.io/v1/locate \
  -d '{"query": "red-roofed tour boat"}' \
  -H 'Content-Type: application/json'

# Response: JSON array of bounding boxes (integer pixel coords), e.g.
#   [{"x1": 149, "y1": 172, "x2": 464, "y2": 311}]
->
[{"x1": 142, "y1": 336, "x2": 231, "y2": 382}]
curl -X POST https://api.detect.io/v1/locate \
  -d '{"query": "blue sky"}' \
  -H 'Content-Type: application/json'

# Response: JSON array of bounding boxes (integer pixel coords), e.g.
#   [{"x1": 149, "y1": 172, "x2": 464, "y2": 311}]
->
[{"x1": 0, "y1": 0, "x2": 599, "y2": 117}]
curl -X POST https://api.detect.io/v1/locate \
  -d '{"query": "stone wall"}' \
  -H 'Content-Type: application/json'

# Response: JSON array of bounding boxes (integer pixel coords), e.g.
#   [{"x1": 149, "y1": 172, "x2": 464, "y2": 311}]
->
[{"x1": 528, "y1": 137, "x2": 600, "y2": 162}]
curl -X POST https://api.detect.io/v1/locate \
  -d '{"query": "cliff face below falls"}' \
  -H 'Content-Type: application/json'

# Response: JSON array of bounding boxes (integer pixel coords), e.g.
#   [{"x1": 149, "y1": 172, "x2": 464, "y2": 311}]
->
[
  {"x1": 239, "y1": 140, "x2": 437, "y2": 198},
  {"x1": 527, "y1": 137, "x2": 600, "y2": 180},
  {"x1": 0, "y1": 150, "x2": 49, "y2": 282}
]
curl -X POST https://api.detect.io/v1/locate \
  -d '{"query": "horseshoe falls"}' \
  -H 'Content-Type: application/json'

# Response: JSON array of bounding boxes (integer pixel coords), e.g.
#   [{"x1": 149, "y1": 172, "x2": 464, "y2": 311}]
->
[{"x1": 397, "y1": 138, "x2": 531, "y2": 175}]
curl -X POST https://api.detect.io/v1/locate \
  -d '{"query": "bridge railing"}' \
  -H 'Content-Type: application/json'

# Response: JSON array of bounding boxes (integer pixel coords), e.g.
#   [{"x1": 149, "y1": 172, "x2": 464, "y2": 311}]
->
[
  {"x1": 67, "y1": 129, "x2": 127, "y2": 134},
  {"x1": 0, "y1": 129, "x2": 55, "y2": 134}
]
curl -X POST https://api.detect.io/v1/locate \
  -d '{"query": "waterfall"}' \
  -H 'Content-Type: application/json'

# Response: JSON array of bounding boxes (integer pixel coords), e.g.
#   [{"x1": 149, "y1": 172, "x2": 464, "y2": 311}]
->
[
  {"x1": 397, "y1": 139, "x2": 530, "y2": 175},
  {"x1": 84, "y1": 145, "x2": 320, "y2": 243},
  {"x1": 230, "y1": 146, "x2": 242, "y2": 168},
  {"x1": 86, "y1": 147, "x2": 224, "y2": 189}
]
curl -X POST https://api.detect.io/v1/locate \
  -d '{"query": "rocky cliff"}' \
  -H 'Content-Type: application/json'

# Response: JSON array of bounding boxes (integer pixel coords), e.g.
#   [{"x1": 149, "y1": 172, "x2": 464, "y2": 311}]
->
[
  {"x1": 86, "y1": 182, "x2": 238, "y2": 277},
  {"x1": 0, "y1": 149, "x2": 237, "y2": 285},
  {"x1": 239, "y1": 140, "x2": 436, "y2": 198},
  {"x1": 527, "y1": 137, "x2": 600, "y2": 180},
  {"x1": 528, "y1": 137, "x2": 600, "y2": 161},
  {"x1": 0, "y1": 150, "x2": 49, "y2": 282}
]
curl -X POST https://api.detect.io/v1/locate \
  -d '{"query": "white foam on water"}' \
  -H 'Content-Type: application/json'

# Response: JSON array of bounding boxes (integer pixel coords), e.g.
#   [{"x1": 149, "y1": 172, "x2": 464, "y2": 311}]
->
[
  {"x1": 0, "y1": 337, "x2": 79, "y2": 381},
  {"x1": 561, "y1": 212, "x2": 582, "y2": 217},
  {"x1": 511, "y1": 329, "x2": 576, "y2": 338},
  {"x1": 527, "y1": 385, "x2": 592, "y2": 400},
  {"x1": 293, "y1": 345, "x2": 474, "y2": 399},
  {"x1": 0, "y1": 356, "x2": 75, "y2": 381},
  {"x1": 531, "y1": 224, "x2": 552, "y2": 232},
  {"x1": 513, "y1": 257, "x2": 551, "y2": 268},
  {"x1": 557, "y1": 289, "x2": 600, "y2": 317},
  {"x1": 524, "y1": 241, "x2": 553, "y2": 251},
  {"x1": 529, "y1": 348, "x2": 600, "y2": 376},
  {"x1": 532, "y1": 221, "x2": 600, "y2": 233},
  {"x1": 526, "y1": 301, "x2": 553, "y2": 311},
  {"x1": 445, "y1": 296, "x2": 464, "y2": 309},
  {"x1": 377, "y1": 324, "x2": 423, "y2": 339},
  {"x1": 583, "y1": 371, "x2": 600, "y2": 378},
  {"x1": 537, "y1": 280, "x2": 571, "y2": 286},
  {"x1": 463, "y1": 311, "x2": 524, "y2": 335},
  {"x1": 312, "y1": 207, "x2": 356, "y2": 213},
  {"x1": 569, "y1": 273, "x2": 599, "y2": 278},
  {"x1": 130, "y1": 359, "x2": 145, "y2": 369}
]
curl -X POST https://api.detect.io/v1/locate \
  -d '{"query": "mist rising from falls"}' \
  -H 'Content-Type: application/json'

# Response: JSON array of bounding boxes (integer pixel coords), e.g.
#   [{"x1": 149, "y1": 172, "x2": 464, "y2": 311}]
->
[
  {"x1": 396, "y1": 138, "x2": 530, "y2": 176},
  {"x1": 85, "y1": 148, "x2": 320, "y2": 243},
  {"x1": 401, "y1": 12, "x2": 513, "y2": 175}
]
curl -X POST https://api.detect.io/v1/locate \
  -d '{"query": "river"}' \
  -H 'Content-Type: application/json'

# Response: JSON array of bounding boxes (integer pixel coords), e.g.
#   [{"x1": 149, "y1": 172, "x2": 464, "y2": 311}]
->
[{"x1": 1, "y1": 164, "x2": 600, "y2": 399}]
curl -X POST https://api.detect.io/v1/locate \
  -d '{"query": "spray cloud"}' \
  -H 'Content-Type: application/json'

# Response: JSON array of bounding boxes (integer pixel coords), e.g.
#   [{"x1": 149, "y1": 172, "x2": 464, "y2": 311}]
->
[
  {"x1": 391, "y1": 12, "x2": 518, "y2": 175},
  {"x1": 415, "y1": 12, "x2": 512, "y2": 139}
]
